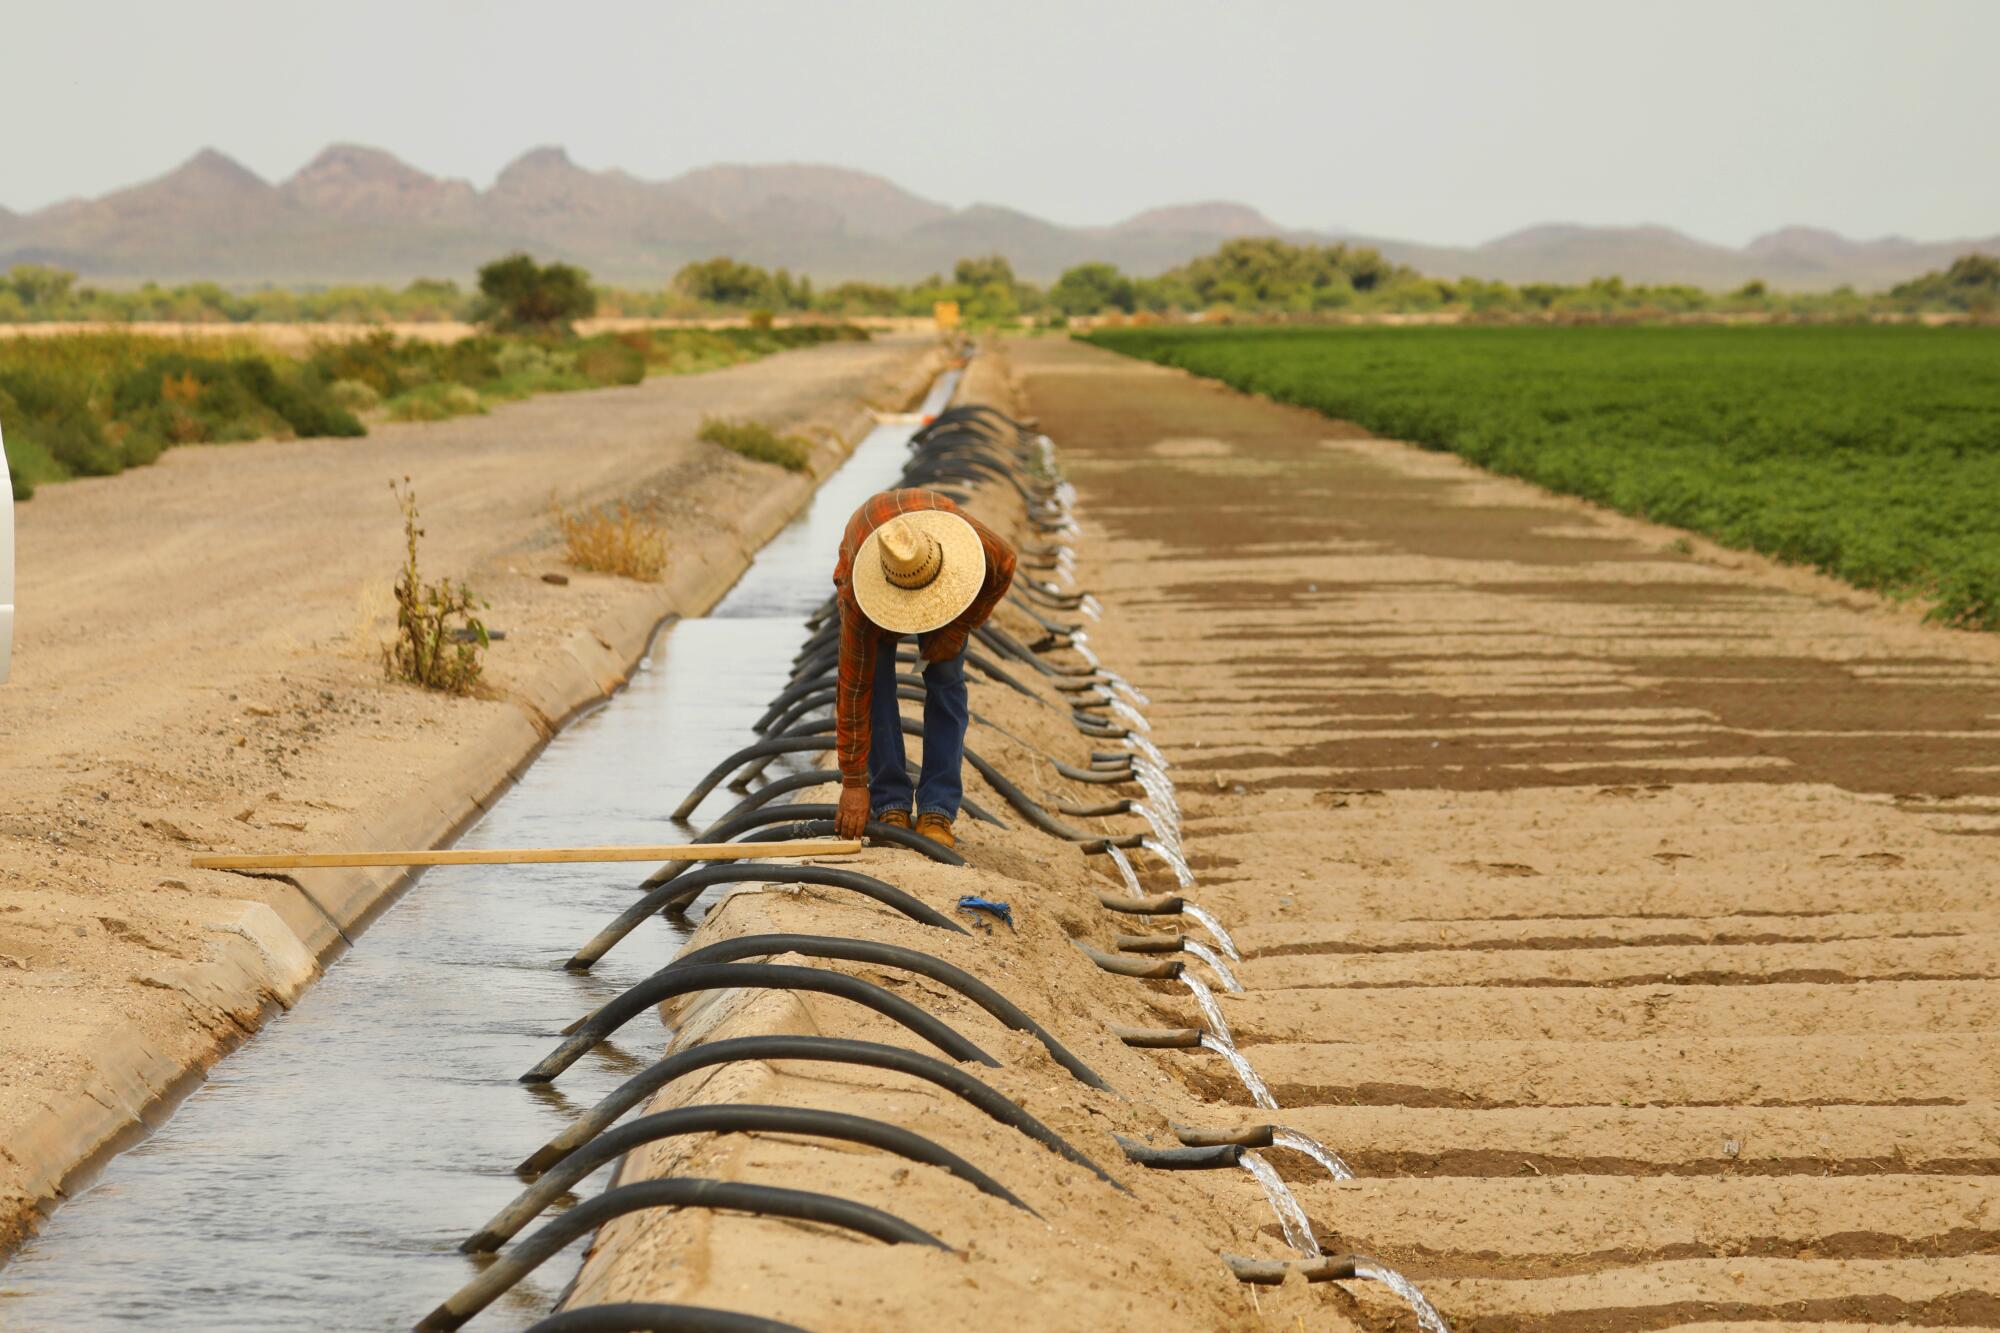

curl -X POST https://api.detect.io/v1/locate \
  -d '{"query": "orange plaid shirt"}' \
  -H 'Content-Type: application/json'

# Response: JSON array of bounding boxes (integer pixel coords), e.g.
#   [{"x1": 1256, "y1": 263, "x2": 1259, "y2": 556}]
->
[{"x1": 832, "y1": 489, "x2": 1016, "y2": 786}]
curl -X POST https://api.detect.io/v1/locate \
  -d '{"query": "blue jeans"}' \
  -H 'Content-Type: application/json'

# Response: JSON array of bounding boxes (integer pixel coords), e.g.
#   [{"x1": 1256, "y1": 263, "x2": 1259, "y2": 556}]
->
[{"x1": 867, "y1": 631, "x2": 967, "y2": 822}]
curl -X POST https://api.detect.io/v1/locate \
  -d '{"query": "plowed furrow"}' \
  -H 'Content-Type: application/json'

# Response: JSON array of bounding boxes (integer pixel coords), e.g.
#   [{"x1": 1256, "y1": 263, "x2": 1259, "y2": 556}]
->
[
  {"x1": 1236, "y1": 936, "x2": 2000, "y2": 989},
  {"x1": 1012, "y1": 337, "x2": 2000, "y2": 1331},
  {"x1": 1235, "y1": 1033, "x2": 1996, "y2": 1108},
  {"x1": 1223, "y1": 980, "x2": 2000, "y2": 1042}
]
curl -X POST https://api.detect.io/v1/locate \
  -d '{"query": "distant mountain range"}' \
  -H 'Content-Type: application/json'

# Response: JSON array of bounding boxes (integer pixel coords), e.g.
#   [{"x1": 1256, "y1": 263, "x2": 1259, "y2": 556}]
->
[{"x1": 3, "y1": 144, "x2": 1992, "y2": 292}]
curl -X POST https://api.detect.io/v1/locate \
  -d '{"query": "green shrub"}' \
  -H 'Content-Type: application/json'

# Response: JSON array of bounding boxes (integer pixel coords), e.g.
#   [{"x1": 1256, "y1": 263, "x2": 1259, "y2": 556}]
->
[
  {"x1": 329, "y1": 377, "x2": 381, "y2": 413},
  {"x1": 575, "y1": 337, "x2": 646, "y2": 386},
  {"x1": 306, "y1": 332, "x2": 417, "y2": 397},
  {"x1": 1050, "y1": 262, "x2": 1137, "y2": 316},
  {"x1": 698, "y1": 416, "x2": 813, "y2": 471},
  {"x1": 0, "y1": 387, "x2": 65, "y2": 498},
  {"x1": 494, "y1": 340, "x2": 560, "y2": 381},
  {"x1": 475, "y1": 253, "x2": 595, "y2": 334},
  {"x1": 386, "y1": 383, "x2": 486, "y2": 422},
  {"x1": 107, "y1": 353, "x2": 361, "y2": 446},
  {"x1": 0, "y1": 366, "x2": 127, "y2": 475}
]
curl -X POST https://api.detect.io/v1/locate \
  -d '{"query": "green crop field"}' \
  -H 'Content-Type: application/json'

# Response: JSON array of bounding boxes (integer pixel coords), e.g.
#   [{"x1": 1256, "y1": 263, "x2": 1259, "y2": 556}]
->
[{"x1": 1085, "y1": 324, "x2": 2000, "y2": 630}]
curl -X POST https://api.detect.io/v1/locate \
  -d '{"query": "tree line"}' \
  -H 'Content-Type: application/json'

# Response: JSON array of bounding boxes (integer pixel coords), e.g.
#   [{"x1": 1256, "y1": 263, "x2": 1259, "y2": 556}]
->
[{"x1": 4, "y1": 238, "x2": 1996, "y2": 328}]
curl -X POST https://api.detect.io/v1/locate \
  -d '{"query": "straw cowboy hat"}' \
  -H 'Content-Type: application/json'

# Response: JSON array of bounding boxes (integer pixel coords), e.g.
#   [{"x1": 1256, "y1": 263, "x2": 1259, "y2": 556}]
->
[{"x1": 853, "y1": 511, "x2": 986, "y2": 634}]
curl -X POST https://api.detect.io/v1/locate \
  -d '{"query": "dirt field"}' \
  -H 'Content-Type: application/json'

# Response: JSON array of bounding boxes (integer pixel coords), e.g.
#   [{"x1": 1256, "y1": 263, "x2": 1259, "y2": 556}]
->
[
  {"x1": 1007, "y1": 337, "x2": 2000, "y2": 1326},
  {"x1": 0, "y1": 333, "x2": 939, "y2": 1251},
  {"x1": 546, "y1": 336, "x2": 1999, "y2": 1330}
]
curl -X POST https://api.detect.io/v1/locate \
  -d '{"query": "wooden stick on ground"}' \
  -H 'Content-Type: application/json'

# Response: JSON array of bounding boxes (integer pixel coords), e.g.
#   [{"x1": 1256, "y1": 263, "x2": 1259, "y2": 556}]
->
[{"x1": 190, "y1": 839, "x2": 862, "y2": 871}]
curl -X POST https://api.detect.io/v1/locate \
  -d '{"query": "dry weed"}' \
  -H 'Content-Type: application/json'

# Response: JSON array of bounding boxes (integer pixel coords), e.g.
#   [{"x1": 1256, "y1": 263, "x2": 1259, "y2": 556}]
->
[
  {"x1": 551, "y1": 495, "x2": 668, "y2": 581},
  {"x1": 384, "y1": 477, "x2": 487, "y2": 694}
]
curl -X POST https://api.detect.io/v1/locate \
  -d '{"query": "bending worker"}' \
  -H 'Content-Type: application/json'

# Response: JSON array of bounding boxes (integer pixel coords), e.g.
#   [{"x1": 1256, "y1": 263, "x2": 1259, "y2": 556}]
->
[{"x1": 832, "y1": 489, "x2": 1016, "y2": 851}]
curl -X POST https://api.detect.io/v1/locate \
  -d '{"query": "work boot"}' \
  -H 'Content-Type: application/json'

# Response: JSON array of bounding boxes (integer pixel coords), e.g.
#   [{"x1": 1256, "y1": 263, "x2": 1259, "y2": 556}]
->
[
  {"x1": 874, "y1": 809, "x2": 912, "y2": 831},
  {"x1": 915, "y1": 813, "x2": 956, "y2": 851}
]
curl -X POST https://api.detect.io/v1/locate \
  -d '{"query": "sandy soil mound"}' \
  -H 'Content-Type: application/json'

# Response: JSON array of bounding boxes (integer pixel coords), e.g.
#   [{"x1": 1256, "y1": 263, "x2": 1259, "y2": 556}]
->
[{"x1": 525, "y1": 353, "x2": 1368, "y2": 1330}]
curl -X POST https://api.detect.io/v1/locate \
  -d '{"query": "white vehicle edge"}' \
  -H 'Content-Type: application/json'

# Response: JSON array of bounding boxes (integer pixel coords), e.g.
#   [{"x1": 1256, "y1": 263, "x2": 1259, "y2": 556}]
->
[{"x1": 1, "y1": 418, "x2": 12, "y2": 682}]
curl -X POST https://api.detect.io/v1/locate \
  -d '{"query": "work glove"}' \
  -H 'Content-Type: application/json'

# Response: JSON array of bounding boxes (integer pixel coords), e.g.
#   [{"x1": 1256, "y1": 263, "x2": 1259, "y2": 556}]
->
[
  {"x1": 922, "y1": 627, "x2": 968, "y2": 663},
  {"x1": 835, "y1": 783, "x2": 872, "y2": 840}
]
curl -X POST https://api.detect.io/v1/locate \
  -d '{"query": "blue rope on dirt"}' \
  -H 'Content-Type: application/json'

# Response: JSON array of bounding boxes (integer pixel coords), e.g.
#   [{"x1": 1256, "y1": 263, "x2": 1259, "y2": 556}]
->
[{"x1": 955, "y1": 895, "x2": 1014, "y2": 930}]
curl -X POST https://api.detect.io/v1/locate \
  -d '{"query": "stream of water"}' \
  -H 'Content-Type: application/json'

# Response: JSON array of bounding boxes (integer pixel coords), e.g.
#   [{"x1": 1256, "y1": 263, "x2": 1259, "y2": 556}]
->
[
  {"x1": 1239, "y1": 1150, "x2": 1318, "y2": 1256},
  {"x1": 0, "y1": 374, "x2": 957, "y2": 1331},
  {"x1": 1272, "y1": 1127, "x2": 1354, "y2": 1182},
  {"x1": 1184, "y1": 939, "x2": 1243, "y2": 993},
  {"x1": 1179, "y1": 903, "x2": 1240, "y2": 962},
  {"x1": 1200, "y1": 1032, "x2": 1277, "y2": 1111},
  {"x1": 1354, "y1": 1259, "x2": 1453, "y2": 1333}
]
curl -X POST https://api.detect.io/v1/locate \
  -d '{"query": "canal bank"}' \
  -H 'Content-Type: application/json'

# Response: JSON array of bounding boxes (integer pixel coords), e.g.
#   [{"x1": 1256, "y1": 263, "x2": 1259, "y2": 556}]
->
[
  {"x1": 0, "y1": 335, "x2": 944, "y2": 1258},
  {"x1": 515, "y1": 349, "x2": 1363, "y2": 1331}
]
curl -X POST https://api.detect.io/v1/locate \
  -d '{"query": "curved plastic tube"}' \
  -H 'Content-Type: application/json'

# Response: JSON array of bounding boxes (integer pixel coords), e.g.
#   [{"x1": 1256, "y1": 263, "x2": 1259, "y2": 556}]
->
[
  {"x1": 1059, "y1": 799, "x2": 1133, "y2": 818},
  {"x1": 754, "y1": 673, "x2": 837, "y2": 731},
  {"x1": 1054, "y1": 759, "x2": 1134, "y2": 784},
  {"x1": 1113, "y1": 1134, "x2": 1244, "y2": 1170},
  {"x1": 958, "y1": 748, "x2": 1105, "y2": 842},
  {"x1": 669, "y1": 934, "x2": 1111, "y2": 1092},
  {"x1": 1096, "y1": 892, "x2": 1185, "y2": 915},
  {"x1": 704, "y1": 769, "x2": 841, "y2": 825},
  {"x1": 672, "y1": 738, "x2": 831, "y2": 819},
  {"x1": 974, "y1": 622, "x2": 1048, "y2": 673},
  {"x1": 1172, "y1": 1123, "x2": 1276, "y2": 1149},
  {"x1": 465, "y1": 1103, "x2": 1030, "y2": 1251},
  {"x1": 519, "y1": 962, "x2": 995, "y2": 1083},
  {"x1": 1109, "y1": 1025, "x2": 1204, "y2": 1048},
  {"x1": 764, "y1": 680, "x2": 929, "y2": 739},
  {"x1": 1008, "y1": 591, "x2": 1081, "y2": 630},
  {"x1": 640, "y1": 811, "x2": 961, "y2": 891},
  {"x1": 981, "y1": 624, "x2": 1097, "y2": 677},
  {"x1": 694, "y1": 801, "x2": 896, "y2": 848},
  {"x1": 518, "y1": 1035, "x2": 1120, "y2": 1188},
  {"x1": 964, "y1": 648, "x2": 1046, "y2": 701},
  {"x1": 417, "y1": 1179, "x2": 946, "y2": 1330},
  {"x1": 756, "y1": 683, "x2": 839, "y2": 737},
  {"x1": 523, "y1": 1305, "x2": 807, "y2": 1333},
  {"x1": 1114, "y1": 933, "x2": 1185, "y2": 955},
  {"x1": 768, "y1": 646, "x2": 1042, "y2": 726},
  {"x1": 1073, "y1": 941, "x2": 1184, "y2": 980},
  {"x1": 569, "y1": 863, "x2": 967, "y2": 971},
  {"x1": 1223, "y1": 1254, "x2": 1361, "y2": 1284},
  {"x1": 669, "y1": 718, "x2": 943, "y2": 821},
  {"x1": 706, "y1": 768, "x2": 1002, "y2": 832},
  {"x1": 736, "y1": 818, "x2": 965, "y2": 864}
]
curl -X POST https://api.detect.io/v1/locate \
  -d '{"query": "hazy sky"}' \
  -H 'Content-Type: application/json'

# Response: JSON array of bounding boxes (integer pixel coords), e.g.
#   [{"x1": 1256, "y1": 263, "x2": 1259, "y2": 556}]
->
[{"x1": 6, "y1": 0, "x2": 1995, "y2": 246}]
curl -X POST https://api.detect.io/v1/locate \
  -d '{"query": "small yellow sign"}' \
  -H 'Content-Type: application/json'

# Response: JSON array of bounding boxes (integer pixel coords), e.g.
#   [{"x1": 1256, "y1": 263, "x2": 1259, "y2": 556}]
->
[{"x1": 933, "y1": 300, "x2": 961, "y2": 331}]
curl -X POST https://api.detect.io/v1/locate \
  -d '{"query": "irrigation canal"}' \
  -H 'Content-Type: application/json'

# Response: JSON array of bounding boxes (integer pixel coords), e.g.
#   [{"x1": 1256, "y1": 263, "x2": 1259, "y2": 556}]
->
[{"x1": 0, "y1": 370, "x2": 961, "y2": 1331}]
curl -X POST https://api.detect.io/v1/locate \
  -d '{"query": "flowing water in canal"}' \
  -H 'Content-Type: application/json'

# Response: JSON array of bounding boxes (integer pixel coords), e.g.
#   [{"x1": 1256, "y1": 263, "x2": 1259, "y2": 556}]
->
[{"x1": 0, "y1": 372, "x2": 959, "y2": 1331}]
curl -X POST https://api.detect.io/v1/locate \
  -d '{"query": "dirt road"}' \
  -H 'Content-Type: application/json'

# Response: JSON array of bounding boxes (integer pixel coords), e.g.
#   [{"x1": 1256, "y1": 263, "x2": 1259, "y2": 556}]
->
[
  {"x1": 1007, "y1": 336, "x2": 2000, "y2": 1327},
  {"x1": 0, "y1": 333, "x2": 938, "y2": 1250}
]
